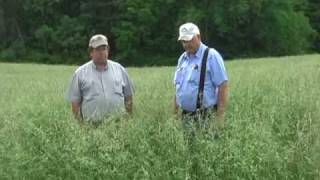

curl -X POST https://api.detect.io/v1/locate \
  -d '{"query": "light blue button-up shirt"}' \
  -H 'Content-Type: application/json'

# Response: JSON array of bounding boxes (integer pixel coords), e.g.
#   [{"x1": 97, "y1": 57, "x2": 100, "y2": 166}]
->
[{"x1": 174, "y1": 43, "x2": 228, "y2": 112}]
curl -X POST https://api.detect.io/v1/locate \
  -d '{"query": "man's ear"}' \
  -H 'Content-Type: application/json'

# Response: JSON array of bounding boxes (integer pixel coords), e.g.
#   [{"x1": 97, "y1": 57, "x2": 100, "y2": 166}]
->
[
  {"x1": 89, "y1": 49, "x2": 94, "y2": 58},
  {"x1": 196, "y1": 34, "x2": 201, "y2": 40}
]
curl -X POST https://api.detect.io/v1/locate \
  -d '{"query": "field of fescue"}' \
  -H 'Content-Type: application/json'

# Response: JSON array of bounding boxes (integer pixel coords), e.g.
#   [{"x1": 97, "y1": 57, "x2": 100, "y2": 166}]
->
[{"x1": 0, "y1": 54, "x2": 319, "y2": 179}]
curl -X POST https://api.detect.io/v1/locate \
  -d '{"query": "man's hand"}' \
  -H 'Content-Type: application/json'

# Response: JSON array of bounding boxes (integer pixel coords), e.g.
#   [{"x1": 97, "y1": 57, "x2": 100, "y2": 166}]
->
[
  {"x1": 173, "y1": 95, "x2": 180, "y2": 120},
  {"x1": 72, "y1": 101, "x2": 83, "y2": 124},
  {"x1": 173, "y1": 110, "x2": 181, "y2": 120},
  {"x1": 216, "y1": 110, "x2": 225, "y2": 130},
  {"x1": 124, "y1": 96, "x2": 133, "y2": 115}
]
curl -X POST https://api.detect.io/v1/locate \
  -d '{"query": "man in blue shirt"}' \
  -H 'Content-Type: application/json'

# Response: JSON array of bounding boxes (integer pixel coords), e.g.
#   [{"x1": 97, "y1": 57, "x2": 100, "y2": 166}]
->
[{"x1": 173, "y1": 22, "x2": 228, "y2": 137}]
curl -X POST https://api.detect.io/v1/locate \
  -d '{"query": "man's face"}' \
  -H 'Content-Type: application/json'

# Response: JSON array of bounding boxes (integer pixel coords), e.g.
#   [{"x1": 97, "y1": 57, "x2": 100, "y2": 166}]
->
[
  {"x1": 180, "y1": 35, "x2": 201, "y2": 54},
  {"x1": 90, "y1": 45, "x2": 108, "y2": 63}
]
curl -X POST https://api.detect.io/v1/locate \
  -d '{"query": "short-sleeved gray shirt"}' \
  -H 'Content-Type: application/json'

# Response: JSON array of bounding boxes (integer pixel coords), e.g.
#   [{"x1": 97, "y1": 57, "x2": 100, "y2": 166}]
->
[{"x1": 66, "y1": 60, "x2": 134, "y2": 121}]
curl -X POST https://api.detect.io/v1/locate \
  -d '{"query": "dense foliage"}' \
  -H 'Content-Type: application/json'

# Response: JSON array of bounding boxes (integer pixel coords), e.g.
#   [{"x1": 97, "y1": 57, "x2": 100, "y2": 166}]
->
[{"x1": 0, "y1": 0, "x2": 318, "y2": 65}]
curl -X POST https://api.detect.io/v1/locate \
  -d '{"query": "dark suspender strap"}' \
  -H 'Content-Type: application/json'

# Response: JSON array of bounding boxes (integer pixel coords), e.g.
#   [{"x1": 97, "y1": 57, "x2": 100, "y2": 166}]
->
[{"x1": 196, "y1": 47, "x2": 209, "y2": 110}]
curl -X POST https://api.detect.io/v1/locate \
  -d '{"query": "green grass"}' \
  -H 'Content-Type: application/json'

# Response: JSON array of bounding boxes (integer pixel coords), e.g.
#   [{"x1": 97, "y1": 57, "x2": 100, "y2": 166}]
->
[{"x1": 0, "y1": 54, "x2": 319, "y2": 179}]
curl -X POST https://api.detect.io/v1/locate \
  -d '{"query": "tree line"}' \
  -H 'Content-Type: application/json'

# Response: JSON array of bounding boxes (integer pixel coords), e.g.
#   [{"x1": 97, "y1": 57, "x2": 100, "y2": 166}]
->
[{"x1": 0, "y1": 0, "x2": 319, "y2": 66}]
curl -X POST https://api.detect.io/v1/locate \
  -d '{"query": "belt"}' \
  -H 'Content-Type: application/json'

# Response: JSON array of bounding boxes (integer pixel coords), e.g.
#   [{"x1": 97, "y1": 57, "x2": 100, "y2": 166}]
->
[
  {"x1": 182, "y1": 108, "x2": 208, "y2": 115},
  {"x1": 181, "y1": 105, "x2": 217, "y2": 115}
]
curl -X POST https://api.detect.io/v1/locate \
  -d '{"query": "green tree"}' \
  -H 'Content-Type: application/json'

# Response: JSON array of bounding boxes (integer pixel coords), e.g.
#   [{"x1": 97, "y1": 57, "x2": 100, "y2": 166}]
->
[
  {"x1": 305, "y1": 0, "x2": 320, "y2": 52},
  {"x1": 0, "y1": 0, "x2": 317, "y2": 65},
  {"x1": 179, "y1": 0, "x2": 315, "y2": 57},
  {"x1": 0, "y1": 0, "x2": 25, "y2": 47},
  {"x1": 112, "y1": 0, "x2": 180, "y2": 65}
]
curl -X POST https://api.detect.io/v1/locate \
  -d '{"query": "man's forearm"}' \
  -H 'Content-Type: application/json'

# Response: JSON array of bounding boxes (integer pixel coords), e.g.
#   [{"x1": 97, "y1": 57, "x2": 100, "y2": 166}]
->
[
  {"x1": 71, "y1": 101, "x2": 83, "y2": 122},
  {"x1": 124, "y1": 96, "x2": 133, "y2": 114},
  {"x1": 217, "y1": 81, "x2": 228, "y2": 129},
  {"x1": 173, "y1": 95, "x2": 179, "y2": 114}
]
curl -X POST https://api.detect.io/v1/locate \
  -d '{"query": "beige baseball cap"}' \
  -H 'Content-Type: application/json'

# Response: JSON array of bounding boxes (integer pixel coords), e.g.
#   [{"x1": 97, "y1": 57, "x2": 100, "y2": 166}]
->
[
  {"x1": 178, "y1": 22, "x2": 200, "y2": 41},
  {"x1": 89, "y1": 34, "x2": 108, "y2": 48}
]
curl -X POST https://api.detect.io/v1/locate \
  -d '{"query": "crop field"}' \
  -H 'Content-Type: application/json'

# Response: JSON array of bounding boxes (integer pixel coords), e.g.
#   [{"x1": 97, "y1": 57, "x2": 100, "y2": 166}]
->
[{"x1": 0, "y1": 54, "x2": 319, "y2": 179}]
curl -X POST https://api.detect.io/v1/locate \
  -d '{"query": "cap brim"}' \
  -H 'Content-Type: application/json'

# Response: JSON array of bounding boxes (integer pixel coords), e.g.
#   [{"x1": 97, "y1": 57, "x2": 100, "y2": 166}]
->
[
  {"x1": 90, "y1": 41, "x2": 108, "y2": 48},
  {"x1": 178, "y1": 35, "x2": 194, "y2": 41}
]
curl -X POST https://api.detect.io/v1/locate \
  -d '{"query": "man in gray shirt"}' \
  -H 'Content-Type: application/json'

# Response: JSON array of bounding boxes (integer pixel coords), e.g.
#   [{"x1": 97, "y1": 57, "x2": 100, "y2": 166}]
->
[{"x1": 66, "y1": 34, "x2": 134, "y2": 124}]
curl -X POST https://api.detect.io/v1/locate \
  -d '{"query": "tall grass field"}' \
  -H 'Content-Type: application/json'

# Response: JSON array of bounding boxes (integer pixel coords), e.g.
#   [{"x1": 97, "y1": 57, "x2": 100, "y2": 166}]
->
[{"x1": 0, "y1": 55, "x2": 319, "y2": 179}]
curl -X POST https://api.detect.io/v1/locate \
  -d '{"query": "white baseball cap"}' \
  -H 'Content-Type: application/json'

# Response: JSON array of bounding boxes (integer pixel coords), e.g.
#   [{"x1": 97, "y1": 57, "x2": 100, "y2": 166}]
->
[
  {"x1": 89, "y1": 34, "x2": 108, "y2": 48},
  {"x1": 178, "y1": 22, "x2": 200, "y2": 41}
]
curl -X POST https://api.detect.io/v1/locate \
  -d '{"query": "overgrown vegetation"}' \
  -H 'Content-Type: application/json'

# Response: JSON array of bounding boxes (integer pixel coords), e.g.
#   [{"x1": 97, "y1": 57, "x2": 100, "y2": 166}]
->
[{"x1": 0, "y1": 55, "x2": 319, "y2": 179}]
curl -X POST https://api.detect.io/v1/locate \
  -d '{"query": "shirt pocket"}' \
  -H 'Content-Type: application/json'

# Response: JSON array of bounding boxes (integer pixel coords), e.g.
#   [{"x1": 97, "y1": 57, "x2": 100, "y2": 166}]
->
[
  {"x1": 81, "y1": 79, "x2": 99, "y2": 98},
  {"x1": 188, "y1": 69, "x2": 200, "y2": 85},
  {"x1": 174, "y1": 67, "x2": 184, "y2": 85},
  {"x1": 113, "y1": 79, "x2": 124, "y2": 97}
]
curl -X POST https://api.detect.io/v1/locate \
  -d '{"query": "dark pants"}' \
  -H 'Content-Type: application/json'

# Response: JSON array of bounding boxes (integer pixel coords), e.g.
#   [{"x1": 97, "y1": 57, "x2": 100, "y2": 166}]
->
[
  {"x1": 181, "y1": 107, "x2": 218, "y2": 179},
  {"x1": 182, "y1": 109, "x2": 211, "y2": 132},
  {"x1": 181, "y1": 106, "x2": 218, "y2": 143}
]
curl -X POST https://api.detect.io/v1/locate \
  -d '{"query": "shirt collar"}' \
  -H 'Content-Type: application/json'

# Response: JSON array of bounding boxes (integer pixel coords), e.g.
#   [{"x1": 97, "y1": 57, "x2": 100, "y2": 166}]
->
[
  {"x1": 186, "y1": 42, "x2": 206, "y2": 59},
  {"x1": 91, "y1": 60, "x2": 108, "y2": 71}
]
